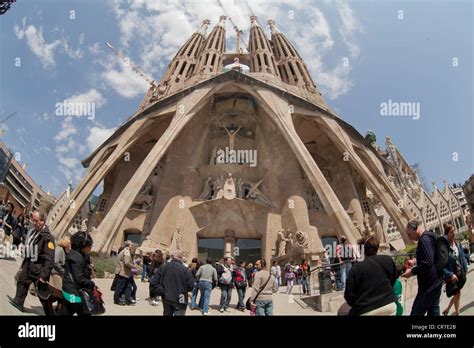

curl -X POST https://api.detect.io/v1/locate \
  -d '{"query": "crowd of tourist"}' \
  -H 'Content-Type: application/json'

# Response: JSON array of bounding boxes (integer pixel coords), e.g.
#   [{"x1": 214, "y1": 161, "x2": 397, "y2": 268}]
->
[{"x1": 3, "y1": 208, "x2": 471, "y2": 317}]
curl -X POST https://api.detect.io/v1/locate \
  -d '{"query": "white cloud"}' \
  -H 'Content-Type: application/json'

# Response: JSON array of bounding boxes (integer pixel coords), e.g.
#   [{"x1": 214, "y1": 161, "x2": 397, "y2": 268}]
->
[
  {"x1": 13, "y1": 18, "x2": 86, "y2": 69},
  {"x1": 14, "y1": 20, "x2": 61, "y2": 69},
  {"x1": 105, "y1": 0, "x2": 362, "y2": 100},
  {"x1": 63, "y1": 88, "x2": 107, "y2": 109},
  {"x1": 86, "y1": 126, "x2": 116, "y2": 152},
  {"x1": 54, "y1": 117, "x2": 77, "y2": 142},
  {"x1": 101, "y1": 64, "x2": 149, "y2": 98}
]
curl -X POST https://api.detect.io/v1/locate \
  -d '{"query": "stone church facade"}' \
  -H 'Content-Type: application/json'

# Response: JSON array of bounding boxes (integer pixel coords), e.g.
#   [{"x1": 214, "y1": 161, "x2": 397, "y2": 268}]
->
[{"x1": 49, "y1": 16, "x2": 467, "y2": 264}]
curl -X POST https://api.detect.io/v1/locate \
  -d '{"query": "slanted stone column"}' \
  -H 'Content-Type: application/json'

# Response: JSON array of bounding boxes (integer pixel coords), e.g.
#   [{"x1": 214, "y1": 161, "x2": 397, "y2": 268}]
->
[
  {"x1": 315, "y1": 117, "x2": 412, "y2": 245},
  {"x1": 93, "y1": 84, "x2": 229, "y2": 252},
  {"x1": 51, "y1": 117, "x2": 152, "y2": 238},
  {"x1": 252, "y1": 87, "x2": 362, "y2": 246}
]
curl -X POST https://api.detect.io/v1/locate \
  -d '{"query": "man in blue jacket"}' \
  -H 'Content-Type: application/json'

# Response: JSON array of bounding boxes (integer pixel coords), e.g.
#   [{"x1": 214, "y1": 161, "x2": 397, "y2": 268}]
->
[{"x1": 403, "y1": 219, "x2": 443, "y2": 316}]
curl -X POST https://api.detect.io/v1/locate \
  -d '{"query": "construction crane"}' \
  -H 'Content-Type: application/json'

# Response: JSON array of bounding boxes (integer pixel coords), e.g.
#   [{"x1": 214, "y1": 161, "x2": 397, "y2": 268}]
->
[
  {"x1": 105, "y1": 42, "x2": 157, "y2": 88},
  {"x1": 217, "y1": 0, "x2": 248, "y2": 52},
  {"x1": 0, "y1": 112, "x2": 17, "y2": 137}
]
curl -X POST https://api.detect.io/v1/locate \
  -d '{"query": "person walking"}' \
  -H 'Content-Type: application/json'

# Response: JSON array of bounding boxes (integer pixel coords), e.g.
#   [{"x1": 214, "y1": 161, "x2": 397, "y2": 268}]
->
[
  {"x1": 8, "y1": 211, "x2": 55, "y2": 315},
  {"x1": 300, "y1": 260, "x2": 311, "y2": 295},
  {"x1": 141, "y1": 252, "x2": 151, "y2": 282},
  {"x1": 249, "y1": 259, "x2": 275, "y2": 316},
  {"x1": 217, "y1": 256, "x2": 234, "y2": 313},
  {"x1": 114, "y1": 241, "x2": 136, "y2": 306},
  {"x1": 60, "y1": 232, "x2": 96, "y2": 316},
  {"x1": 246, "y1": 263, "x2": 254, "y2": 287},
  {"x1": 285, "y1": 263, "x2": 296, "y2": 294},
  {"x1": 49, "y1": 238, "x2": 71, "y2": 314},
  {"x1": 403, "y1": 219, "x2": 444, "y2": 316},
  {"x1": 189, "y1": 257, "x2": 201, "y2": 310},
  {"x1": 12, "y1": 213, "x2": 27, "y2": 247},
  {"x1": 344, "y1": 236, "x2": 397, "y2": 315},
  {"x1": 234, "y1": 260, "x2": 248, "y2": 311},
  {"x1": 148, "y1": 250, "x2": 164, "y2": 306},
  {"x1": 1, "y1": 202, "x2": 16, "y2": 244},
  {"x1": 270, "y1": 261, "x2": 281, "y2": 292},
  {"x1": 441, "y1": 224, "x2": 468, "y2": 316},
  {"x1": 336, "y1": 236, "x2": 354, "y2": 290},
  {"x1": 195, "y1": 257, "x2": 218, "y2": 315},
  {"x1": 152, "y1": 250, "x2": 194, "y2": 316}
]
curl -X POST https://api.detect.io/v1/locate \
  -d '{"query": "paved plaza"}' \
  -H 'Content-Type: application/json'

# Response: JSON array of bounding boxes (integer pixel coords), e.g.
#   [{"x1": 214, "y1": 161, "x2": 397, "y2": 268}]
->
[{"x1": 1, "y1": 256, "x2": 473, "y2": 316}]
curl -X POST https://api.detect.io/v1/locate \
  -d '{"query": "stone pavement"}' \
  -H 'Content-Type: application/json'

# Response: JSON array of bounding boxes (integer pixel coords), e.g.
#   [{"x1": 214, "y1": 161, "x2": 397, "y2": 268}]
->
[{"x1": 1, "y1": 255, "x2": 473, "y2": 316}]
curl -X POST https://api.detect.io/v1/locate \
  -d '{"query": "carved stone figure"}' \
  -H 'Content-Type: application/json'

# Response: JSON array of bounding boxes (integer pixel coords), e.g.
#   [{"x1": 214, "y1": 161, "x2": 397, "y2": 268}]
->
[
  {"x1": 212, "y1": 175, "x2": 225, "y2": 199},
  {"x1": 236, "y1": 178, "x2": 245, "y2": 198},
  {"x1": 223, "y1": 173, "x2": 236, "y2": 200},
  {"x1": 224, "y1": 126, "x2": 241, "y2": 151},
  {"x1": 132, "y1": 163, "x2": 162, "y2": 210},
  {"x1": 198, "y1": 177, "x2": 213, "y2": 200},
  {"x1": 169, "y1": 228, "x2": 183, "y2": 253},
  {"x1": 295, "y1": 230, "x2": 309, "y2": 249},
  {"x1": 132, "y1": 180, "x2": 153, "y2": 210},
  {"x1": 275, "y1": 229, "x2": 287, "y2": 257},
  {"x1": 285, "y1": 232, "x2": 293, "y2": 256},
  {"x1": 246, "y1": 178, "x2": 272, "y2": 206}
]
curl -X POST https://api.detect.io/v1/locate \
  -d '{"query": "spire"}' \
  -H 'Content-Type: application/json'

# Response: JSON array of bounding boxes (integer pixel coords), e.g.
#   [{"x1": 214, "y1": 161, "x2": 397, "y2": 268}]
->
[
  {"x1": 198, "y1": 19, "x2": 211, "y2": 36},
  {"x1": 250, "y1": 15, "x2": 260, "y2": 28},
  {"x1": 248, "y1": 16, "x2": 280, "y2": 77},
  {"x1": 217, "y1": 15, "x2": 227, "y2": 27},
  {"x1": 158, "y1": 19, "x2": 209, "y2": 95},
  {"x1": 267, "y1": 19, "x2": 280, "y2": 34},
  {"x1": 268, "y1": 19, "x2": 318, "y2": 92},
  {"x1": 195, "y1": 16, "x2": 227, "y2": 75}
]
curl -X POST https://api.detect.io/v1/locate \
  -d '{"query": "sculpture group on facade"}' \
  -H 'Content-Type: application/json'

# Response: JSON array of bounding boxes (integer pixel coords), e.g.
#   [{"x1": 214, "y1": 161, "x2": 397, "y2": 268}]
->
[{"x1": 197, "y1": 173, "x2": 272, "y2": 207}]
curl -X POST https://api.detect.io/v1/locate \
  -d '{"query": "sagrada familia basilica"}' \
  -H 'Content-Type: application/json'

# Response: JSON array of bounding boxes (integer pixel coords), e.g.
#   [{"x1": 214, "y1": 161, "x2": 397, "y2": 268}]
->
[{"x1": 48, "y1": 16, "x2": 469, "y2": 264}]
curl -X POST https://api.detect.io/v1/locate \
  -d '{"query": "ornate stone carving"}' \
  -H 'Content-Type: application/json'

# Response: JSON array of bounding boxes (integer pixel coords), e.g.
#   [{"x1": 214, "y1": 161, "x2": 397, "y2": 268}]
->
[
  {"x1": 223, "y1": 173, "x2": 236, "y2": 200},
  {"x1": 198, "y1": 177, "x2": 213, "y2": 200},
  {"x1": 295, "y1": 230, "x2": 309, "y2": 249},
  {"x1": 132, "y1": 163, "x2": 162, "y2": 210},
  {"x1": 212, "y1": 175, "x2": 225, "y2": 199},
  {"x1": 245, "y1": 178, "x2": 272, "y2": 207},
  {"x1": 275, "y1": 229, "x2": 287, "y2": 257}
]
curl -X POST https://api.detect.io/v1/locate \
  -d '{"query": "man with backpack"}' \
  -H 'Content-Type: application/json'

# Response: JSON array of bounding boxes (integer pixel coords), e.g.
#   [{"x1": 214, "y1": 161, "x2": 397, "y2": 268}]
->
[
  {"x1": 233, "y1": 260, "x2": 248, "y2": 311},
  {"x1": 403, "y1": 219, "x2": 444, "y2": 316},
  {"x1": 217, "y1": 256, "x2": 234, "y2": 312}
]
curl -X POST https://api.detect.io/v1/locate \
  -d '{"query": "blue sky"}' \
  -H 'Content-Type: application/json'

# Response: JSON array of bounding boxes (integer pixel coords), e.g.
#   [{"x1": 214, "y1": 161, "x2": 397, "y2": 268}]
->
[{"x1": 0, "y1": 0, "x2": 472, "y2": 197}]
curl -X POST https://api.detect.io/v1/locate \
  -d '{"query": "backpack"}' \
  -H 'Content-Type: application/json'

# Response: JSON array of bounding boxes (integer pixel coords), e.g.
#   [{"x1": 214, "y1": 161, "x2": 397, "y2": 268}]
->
[
  {"x1": 219, "y1": 266, "x2": 232, "y2": 285},
  {"x1": 234, "y1": 268, "x2": 246, "y2": 288},
  {"x1": 434, "y1": 234, "x2": 449, "y2": 273}
]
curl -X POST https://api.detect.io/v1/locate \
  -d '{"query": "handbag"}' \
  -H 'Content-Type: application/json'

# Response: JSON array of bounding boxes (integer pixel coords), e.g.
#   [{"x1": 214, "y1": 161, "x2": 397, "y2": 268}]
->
[
  {"x1": 68, "y1": 272, "x2": 105, "y2": 315},
  {"x1": 81, "y1": 287, "x2": 106, "y2": 315},
  {"x1": 246, "y1": 273, "x2": 272, "y2": 310}
]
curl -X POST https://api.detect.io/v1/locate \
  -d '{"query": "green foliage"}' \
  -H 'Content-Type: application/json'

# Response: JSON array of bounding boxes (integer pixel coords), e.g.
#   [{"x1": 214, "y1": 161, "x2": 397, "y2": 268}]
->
[
  {"x1": 91, "y1": 255, "x2": 116, "y2": 278},
  {"x1": 393, "y1": 242, "x2": 417, "y2": 271}
]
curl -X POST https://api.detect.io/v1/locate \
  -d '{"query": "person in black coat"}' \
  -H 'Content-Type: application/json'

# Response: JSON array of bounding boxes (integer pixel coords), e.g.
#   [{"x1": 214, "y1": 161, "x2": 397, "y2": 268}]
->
[
  {"x1": 60, "y1": 231, "x2": 96, "y2": 316},
  {"x1": 344, "y1": 236, "x2": 397, "y2": 315},
  {"x1": 151, "y1": 250, "x2": 194, "y2": 316},
  {"x1": 8, "y1": 211, "x2": 55, "y2": 315},
  {"x1": 2, "y1": 202, "x2": 16, "y2": 239}
]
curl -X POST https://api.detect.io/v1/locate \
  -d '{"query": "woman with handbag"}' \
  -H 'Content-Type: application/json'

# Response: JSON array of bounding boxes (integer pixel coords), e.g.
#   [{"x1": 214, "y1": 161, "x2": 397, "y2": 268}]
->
[
  {"x1": 441, "y1": 224, "x2": 468, "y2": 316},
  {"x1": 247, "y1": 259, "x2": 275, "y2": 316},
  {"x1": 49, "y1": 238, "x2": 71, "y2": 314},
  {"x1": 60, "y1": 231, "x2": 96, "y2": 316}
]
